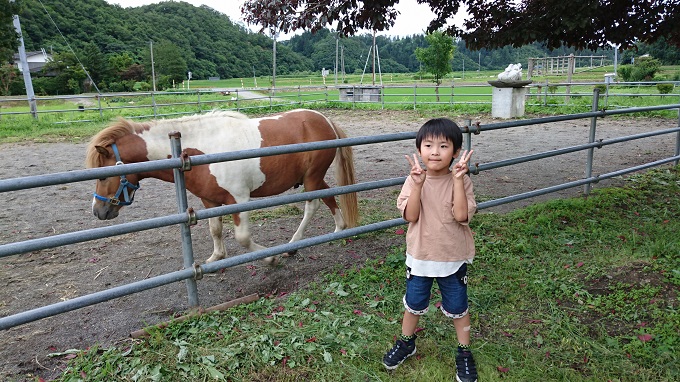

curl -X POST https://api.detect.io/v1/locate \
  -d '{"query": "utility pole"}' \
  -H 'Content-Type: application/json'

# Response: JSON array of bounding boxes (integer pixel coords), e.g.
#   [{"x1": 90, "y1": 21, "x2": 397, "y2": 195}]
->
[
  {"x1": 335, "y1": 33, "x2": 339, "y2": 85},
  {"x1": 271, "y1": 29, "x2": 278, "y2": 95},
  {"x1": 613, "y1": 44, "x2": 619, "y2": 75},
  {"x1": 150, "y1": 41, "x2": 156, "y2": 92},
  {"x1": 341, "y1": 45, "x2": 345, "y2": 82},
  {"x1": 11, "y1": 0, "x2": 37, "y2": 119},
  {"x1": 372, "y1": 30, "x2": 376, "y2": 85}
]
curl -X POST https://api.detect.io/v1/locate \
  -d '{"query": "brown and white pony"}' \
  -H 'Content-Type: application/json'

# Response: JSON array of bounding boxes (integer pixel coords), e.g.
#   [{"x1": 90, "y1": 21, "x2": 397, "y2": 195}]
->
[{"x1": 85, "y1": 109, "x2": 359, "y2": 265}]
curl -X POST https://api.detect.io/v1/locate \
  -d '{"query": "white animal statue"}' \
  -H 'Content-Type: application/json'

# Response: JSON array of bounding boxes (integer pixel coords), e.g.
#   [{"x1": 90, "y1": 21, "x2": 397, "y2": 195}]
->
[{"x1": 497, "y1": 63, "x2": 523, "y2": 81}]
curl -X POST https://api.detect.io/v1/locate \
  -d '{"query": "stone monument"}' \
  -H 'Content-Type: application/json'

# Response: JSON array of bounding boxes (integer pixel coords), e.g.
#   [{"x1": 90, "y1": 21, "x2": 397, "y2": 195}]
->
[{"x1": 488, "y1": 63, "x2": 533, "y2": 118}]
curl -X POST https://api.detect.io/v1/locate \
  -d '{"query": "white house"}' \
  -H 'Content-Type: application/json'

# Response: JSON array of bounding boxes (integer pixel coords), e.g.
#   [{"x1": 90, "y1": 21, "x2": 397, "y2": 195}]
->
[{"x1": 13, "y1": 48, "x2": 53, "y2": 74}]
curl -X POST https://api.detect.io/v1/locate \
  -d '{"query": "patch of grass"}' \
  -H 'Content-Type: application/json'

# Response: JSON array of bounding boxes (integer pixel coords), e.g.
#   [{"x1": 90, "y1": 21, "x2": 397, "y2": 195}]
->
[
  {"x1": 4, "y1": 73, "x2": 679, "y2": 145},
  {"x1": 218, "y1": 204, "x2": 303, "y2": 225},
  {"x1": 358, "y1": 197, "x2": 402, "y2": 226},
  {"x1": 51, "y1": 166, "x2": 680, "y2": 381}
]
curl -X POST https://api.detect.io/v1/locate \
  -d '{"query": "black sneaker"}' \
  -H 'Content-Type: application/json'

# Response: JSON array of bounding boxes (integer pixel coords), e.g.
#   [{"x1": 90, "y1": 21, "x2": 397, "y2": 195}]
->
[
  {"x1": 455, "y1": 347, "x2": 478, "y2": 382},
  {"x1": 382, "y1": 339, "x2": 416, "y2": 370}
]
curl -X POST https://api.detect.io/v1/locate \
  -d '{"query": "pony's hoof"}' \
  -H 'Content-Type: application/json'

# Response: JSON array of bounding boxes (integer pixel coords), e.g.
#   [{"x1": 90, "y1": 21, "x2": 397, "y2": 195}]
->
[
  {"x1": 282, "y1": 250, "x2": 297, "y2": 258},
  {"x1": 205, "y1": 254, "x2": 225, "y2": 263},
  {"x1": 262, "y1": 256, "x2": 280, "y2": 267}
]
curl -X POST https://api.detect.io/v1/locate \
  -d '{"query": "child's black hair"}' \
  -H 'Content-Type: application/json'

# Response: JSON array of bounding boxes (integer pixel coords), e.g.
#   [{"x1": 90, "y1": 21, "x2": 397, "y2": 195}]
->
[{"x1": 415, "y1": 118, "x2": 464, "y2": 154}]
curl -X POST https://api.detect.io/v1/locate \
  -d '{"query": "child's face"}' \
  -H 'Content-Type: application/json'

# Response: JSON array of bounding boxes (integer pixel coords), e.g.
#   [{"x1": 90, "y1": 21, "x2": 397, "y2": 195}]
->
[{"x1": 418, "y1": 135, "x2": 459, "y2": 176}]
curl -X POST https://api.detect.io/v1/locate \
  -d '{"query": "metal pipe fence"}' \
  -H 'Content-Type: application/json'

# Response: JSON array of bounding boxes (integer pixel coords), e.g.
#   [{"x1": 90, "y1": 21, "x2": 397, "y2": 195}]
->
[
  {"x1": 2, "y1": 81, "x2": 679, "y2": 124},
  {"x1": 0, "y1": 99, "x2": 679, "y2": 330}
]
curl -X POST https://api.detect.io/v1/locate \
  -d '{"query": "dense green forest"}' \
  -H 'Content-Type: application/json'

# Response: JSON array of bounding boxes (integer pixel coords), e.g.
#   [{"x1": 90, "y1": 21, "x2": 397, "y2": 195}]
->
[{"x1": 4, "y1": 0, "x2": 680, "y2": 95}]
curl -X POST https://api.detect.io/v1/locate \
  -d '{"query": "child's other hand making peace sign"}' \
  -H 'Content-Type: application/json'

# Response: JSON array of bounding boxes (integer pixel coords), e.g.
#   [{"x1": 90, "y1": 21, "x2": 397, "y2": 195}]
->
[{"x1": 453, "y1": 150, "x2": 473, "y2": 179}]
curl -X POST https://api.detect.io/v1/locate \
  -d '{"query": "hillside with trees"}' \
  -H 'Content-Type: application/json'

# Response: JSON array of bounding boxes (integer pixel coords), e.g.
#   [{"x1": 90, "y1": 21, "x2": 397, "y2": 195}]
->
[{"x1": 16, "y1": 0, "x2": 310, "y2": 81}]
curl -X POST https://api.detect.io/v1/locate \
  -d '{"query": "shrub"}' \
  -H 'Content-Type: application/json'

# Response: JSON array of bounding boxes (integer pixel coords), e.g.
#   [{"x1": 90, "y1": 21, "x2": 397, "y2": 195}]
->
[
  {"x1": 656, "y1": 83, "x2": 674, "y2": 94},
  {"x1": 32, "y1": 77, "x2": 62, "y2": 95},
  {"x1": 618, "y1": 65, "x2": 633, "y2": 81},
  {"x1": 134, "y1": 81, "x2": 152, "y2": 91},
  {"x1": 66, "y1": 79, "x2": 81, "y2": 94}
]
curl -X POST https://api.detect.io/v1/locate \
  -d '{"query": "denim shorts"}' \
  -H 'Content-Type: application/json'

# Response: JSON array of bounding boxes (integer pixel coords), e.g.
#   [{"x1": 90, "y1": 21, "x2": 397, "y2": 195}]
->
[{"x1": 403, "y1": 263, "x2": 469, "y2": 319}]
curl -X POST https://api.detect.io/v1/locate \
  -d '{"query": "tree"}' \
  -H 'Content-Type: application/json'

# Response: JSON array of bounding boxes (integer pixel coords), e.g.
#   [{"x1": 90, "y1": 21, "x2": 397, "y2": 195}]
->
[
  {"x1": 241, "y1": 0, "x2": 680, "y2": 51},
  {"x1": 0, "y1": 0, "x2": 21, "y2": 63},
  {"x1": 38, "y1": 51, "x2": 87, "y2": 95},
  {"x1": 80, "y1": 42, "x2": 111, "y2": 90},
  {"x1": 142, "y1": 41, "x2": 187, "y2": 90},
  {"x1": 415, "y1": 31, "x2": 454, "y2": 101},
  {"x1": 0, "y1": 63, "x2": 20, "y2": 95},
  {"x1": 108, "y1": 52, "x2": 136, "y2": 75}
]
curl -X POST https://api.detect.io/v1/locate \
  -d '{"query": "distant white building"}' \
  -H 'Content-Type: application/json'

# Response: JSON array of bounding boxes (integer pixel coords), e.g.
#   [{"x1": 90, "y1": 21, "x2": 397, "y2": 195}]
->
[{"x1": 12, "y1": 49, "x2": 53, "y2": 74}]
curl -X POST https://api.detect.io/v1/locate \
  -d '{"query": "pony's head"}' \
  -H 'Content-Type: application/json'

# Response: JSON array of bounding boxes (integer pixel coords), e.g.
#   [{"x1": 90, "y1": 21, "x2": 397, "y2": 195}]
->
[{"x1": 86, "y1": 118, "x2": 149, "y2": 220}]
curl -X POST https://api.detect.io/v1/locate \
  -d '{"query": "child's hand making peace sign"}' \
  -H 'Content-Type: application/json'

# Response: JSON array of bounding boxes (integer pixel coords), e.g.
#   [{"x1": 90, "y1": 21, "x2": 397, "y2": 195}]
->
[
  {"x1": 404, "y1": 154, "x2": 426, "y2": 185},
  {"x1": 453, "y1": 150, "x2": 473, "y2": 179}
]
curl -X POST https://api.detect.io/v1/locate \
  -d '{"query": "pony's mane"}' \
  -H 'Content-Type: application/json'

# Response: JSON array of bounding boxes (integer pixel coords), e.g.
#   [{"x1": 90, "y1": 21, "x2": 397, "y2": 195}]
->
[
  {"x1": 149, "y1": 109, "x2": 250, "y2": 131},
  {"x1": 197, "y1": 109, "x2": 250, "y2": 120},
  {"x1": 85, "y1": 118, "x2": 152, "y2": 168}
]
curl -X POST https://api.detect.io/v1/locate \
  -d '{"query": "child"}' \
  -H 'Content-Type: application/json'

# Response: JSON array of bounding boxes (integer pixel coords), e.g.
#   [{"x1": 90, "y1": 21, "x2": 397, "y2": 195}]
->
[{"x1": 382, "y1": 118, "x2": 478, "y2": 382}]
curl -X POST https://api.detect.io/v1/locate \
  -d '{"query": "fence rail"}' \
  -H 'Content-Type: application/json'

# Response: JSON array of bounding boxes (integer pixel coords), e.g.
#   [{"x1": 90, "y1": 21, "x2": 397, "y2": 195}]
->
[
  {"x1": 0, "y1": 101, "x2": 679, "y2": 331},
  {"x1": 1, "y1": 81, "x2": 679, "y2": 124}
]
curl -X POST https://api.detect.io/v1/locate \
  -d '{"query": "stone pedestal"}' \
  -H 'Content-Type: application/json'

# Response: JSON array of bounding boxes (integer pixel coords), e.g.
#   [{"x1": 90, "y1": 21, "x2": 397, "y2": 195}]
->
[{"x1": 488, "y1": 80, "x2": 532, "y2": 119}]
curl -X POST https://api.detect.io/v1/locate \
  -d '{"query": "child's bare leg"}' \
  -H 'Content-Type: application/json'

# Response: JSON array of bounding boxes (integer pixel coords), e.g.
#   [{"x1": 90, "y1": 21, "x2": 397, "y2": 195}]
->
[
  {"x1": 453, "y1": 314, "x2": 471, "y2": 346},
  {"x1": 402, "y1": 310, "x2": 420, "y2": 336}
]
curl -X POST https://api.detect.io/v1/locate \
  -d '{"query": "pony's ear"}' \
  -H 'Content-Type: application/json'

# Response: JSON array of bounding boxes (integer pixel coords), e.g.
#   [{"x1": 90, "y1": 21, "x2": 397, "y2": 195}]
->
[{"x1": 95, "y1": 145, "x2": 111, "y2": 157}]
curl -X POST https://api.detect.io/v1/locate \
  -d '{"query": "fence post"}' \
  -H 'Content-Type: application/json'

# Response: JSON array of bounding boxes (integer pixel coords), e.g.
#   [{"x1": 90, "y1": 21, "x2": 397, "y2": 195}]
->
[
  {"x1": 464, "y1": 119, "x2": 472, "y2": 152},
  {"x1": 413, "y1": 84, "x2": 417, "y2": 110},
  {"x1": 463, "y1": 119, "x2": 475, "y2": 174},
  {"x1": 450, "y1": 83, "x2": 454, "y2": 105},
  {"x1": 565, "y1": 53, "x2": 574, "y2": 103},
  {"x1": 676, "y1": 108, "x2": 680, "y2": 166},
  {"x1": 197, "y1": 90, "x2": 201, "y2": 113},
  {"x1": 97, "y1": 95, "x2": 103, "y2": 118},
  {"x1": 152, "y1": 92, "x2": 158, "y2": 118},
  {"x1": 168, "y1": 132, "x2": 200, "y2": 307},
  {"x1": 584, "y1": 89, "x2": 600, "y2": 195},
  {"x1": 381, "y1": 85, "x2": 385, "y2": 110}
]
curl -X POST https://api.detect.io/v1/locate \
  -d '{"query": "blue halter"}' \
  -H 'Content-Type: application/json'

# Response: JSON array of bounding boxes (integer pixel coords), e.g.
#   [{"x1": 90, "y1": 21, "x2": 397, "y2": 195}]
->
[{"x1": 93, "y1": 143, "x2": 140, "y2": 206}]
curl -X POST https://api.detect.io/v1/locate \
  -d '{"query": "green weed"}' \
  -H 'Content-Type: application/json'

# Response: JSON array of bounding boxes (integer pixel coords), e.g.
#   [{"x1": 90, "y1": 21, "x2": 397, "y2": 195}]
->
[{"x1": 47, "y1": 166, "x2": 680, "y2": 381}]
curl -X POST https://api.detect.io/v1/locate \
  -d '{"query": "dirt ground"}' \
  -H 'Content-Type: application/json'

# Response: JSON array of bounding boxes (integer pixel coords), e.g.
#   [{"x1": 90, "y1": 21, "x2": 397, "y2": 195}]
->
[{"x1": 0, "y1": 109, "x2": 677, "y2": 381}]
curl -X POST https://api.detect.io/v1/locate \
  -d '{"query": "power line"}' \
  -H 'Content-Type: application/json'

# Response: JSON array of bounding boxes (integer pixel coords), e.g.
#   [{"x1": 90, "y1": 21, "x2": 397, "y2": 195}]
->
[{"x1": 36, "y1": 0, "x2": 101, "y2": 94}]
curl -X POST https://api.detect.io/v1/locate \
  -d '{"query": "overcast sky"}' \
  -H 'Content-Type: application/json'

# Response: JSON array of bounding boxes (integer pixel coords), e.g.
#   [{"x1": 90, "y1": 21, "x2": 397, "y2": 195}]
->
[{"x1": 104, "y1": 0, "x2": 463, "y2": 40}]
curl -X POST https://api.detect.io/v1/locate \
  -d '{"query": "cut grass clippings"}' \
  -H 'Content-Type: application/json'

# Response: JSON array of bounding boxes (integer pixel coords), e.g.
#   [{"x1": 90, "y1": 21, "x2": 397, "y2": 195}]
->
[{"x1": 51, "y1": 166, "x2": 680, "y2": 382}]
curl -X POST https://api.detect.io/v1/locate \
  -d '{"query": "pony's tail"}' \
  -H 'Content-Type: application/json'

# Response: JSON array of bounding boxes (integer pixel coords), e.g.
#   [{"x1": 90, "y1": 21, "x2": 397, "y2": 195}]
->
[{"x1": 331, "y1": 122, "x2": 359, "y2": 228}]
